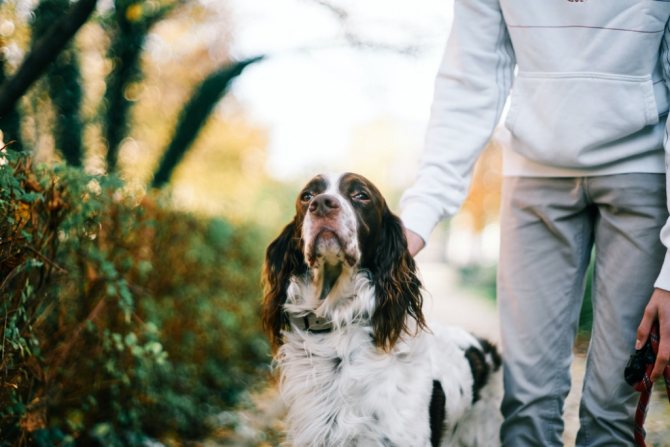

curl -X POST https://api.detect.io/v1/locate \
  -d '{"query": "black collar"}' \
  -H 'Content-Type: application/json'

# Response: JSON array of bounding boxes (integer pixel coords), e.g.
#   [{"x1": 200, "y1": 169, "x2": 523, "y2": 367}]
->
[{"x1": 289, "y1": 313, "x2": 333, "y2": 333}]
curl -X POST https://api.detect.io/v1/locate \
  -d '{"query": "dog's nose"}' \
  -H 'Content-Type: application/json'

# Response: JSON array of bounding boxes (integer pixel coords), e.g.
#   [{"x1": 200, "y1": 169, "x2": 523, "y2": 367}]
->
[{"x1": 309, "y1": 194, "x2": 340, "y2": 217}]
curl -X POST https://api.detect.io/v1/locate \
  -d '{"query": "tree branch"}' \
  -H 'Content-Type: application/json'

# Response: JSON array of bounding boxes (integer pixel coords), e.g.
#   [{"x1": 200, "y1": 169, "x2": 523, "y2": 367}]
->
[
  {"x1": 0, "y1": 0, "x2": 98, "y2": 118},
  {"x1": 150, "y1": 56, "x2": 264, "y2": 189}
]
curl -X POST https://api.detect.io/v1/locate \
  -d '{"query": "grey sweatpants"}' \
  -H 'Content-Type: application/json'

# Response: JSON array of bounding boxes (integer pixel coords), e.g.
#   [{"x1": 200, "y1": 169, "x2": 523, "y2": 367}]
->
[{"x1": 498, "y1": 174, "x2": 667, "y2": 446}]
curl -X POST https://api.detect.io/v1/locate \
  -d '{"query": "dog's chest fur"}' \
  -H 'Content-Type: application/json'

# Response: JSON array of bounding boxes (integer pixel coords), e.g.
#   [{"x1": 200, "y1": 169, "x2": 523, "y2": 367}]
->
[
  {"x1": 278, "y1": 325, "x2": 434, "y2": 446},
  {"x1": 276, "y1": 274, "x2": 480, "y2": 447}
]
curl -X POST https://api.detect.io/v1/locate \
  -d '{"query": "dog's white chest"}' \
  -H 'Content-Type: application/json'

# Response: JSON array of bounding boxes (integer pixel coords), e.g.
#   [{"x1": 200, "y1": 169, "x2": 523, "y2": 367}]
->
[{"x1": 279, "y1": 327, "x2": 434, "y2": 447}]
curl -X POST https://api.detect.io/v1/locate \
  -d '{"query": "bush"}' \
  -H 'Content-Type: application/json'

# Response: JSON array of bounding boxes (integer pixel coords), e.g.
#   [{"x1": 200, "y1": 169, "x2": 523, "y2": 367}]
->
[{"x1": 0, "y1": 150, "x2": 269, "y2": 445}]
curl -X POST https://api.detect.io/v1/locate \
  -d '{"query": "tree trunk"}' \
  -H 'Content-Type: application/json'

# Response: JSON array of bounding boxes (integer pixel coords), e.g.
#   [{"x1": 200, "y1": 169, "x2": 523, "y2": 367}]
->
[{"x1": 0, "y1": 0, "x2": 97, "y2": 118}]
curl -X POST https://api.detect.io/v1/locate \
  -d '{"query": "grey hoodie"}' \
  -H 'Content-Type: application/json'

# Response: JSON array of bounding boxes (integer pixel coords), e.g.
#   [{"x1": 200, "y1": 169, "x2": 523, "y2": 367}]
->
[{"x1": 400, "y1": 0, "x2": 670, "y2": 289}]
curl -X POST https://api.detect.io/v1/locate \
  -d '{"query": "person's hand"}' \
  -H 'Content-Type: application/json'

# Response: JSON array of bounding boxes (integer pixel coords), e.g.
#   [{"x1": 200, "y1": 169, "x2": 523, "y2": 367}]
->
[
  {"x1": 636, "y1": 287, "x2": 670, "y2": 381},
  {"x1": 404, "y1": 228, "x2": 425, "y2": 257}
]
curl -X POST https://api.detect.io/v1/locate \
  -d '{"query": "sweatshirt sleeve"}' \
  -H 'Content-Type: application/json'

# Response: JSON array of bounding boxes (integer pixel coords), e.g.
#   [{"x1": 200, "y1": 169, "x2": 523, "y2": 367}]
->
[
  {"x1": 399, "y1": 0, "x2": 515, "y2": 243},
  {"x1": 655, "y1": 18, "x2": 670, "y2": 291}
]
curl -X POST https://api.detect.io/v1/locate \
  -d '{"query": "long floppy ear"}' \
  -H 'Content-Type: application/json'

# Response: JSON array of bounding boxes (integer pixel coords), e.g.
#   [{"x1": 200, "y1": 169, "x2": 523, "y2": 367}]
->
[
  {"x1": 262, "y1": 219, "x2": 306, "y2": 351},
  {"x1": 370, "y1": 208, "x2": 426, "y2": 350}
]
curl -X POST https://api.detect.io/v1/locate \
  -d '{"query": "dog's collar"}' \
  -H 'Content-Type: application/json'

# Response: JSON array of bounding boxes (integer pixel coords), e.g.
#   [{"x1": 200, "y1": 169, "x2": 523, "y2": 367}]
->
[{"x1": 289, "y1": 313, "x2": 333, "y2": 333}]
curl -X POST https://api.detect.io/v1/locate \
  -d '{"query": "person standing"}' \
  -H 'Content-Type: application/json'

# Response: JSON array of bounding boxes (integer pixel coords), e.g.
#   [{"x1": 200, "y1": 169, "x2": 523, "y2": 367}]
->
[{"x1": 400, "y1": 1, "x2": 670, "y2": 445}]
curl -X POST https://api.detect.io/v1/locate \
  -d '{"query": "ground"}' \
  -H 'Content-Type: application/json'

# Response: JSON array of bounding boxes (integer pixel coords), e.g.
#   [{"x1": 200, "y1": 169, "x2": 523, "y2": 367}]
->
[{"x1": 210, "y1": 262, "x2": 670, "y2": 447}]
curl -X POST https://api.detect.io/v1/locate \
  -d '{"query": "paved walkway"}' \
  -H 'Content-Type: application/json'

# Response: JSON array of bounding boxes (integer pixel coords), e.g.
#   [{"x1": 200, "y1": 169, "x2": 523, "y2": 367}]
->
[{"x1": 419, "y1": 262, "x2": 499, "y2": 341}]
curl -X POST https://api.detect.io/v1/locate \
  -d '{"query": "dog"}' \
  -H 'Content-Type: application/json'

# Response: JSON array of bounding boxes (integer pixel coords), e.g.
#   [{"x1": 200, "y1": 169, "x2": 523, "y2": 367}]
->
[{"x1": 262, "y1": 173, "x2": 502, "y2": 446}]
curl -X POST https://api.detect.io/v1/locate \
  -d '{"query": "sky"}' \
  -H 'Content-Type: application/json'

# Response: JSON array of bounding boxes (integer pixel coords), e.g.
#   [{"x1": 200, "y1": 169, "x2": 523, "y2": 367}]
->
[{"x1": 227, "y1": 0, "x2": 455, "y2": 182}]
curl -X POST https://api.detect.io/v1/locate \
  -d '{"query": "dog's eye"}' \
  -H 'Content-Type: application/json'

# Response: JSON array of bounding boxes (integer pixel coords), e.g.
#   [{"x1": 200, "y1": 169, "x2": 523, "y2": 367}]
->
[
  {"x1": 352, "y1": 192, "x2": 369, "y2": 201},
  {"x1": 301, "y1": 191, "x2": 314, "y2": 202}
]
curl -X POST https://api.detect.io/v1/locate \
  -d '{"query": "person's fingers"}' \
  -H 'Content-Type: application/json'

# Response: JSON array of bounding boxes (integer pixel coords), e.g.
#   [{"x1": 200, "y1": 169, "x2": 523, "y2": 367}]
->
[
  {"x1": 651, "y1": 314, "x2": 670, "y2": 381},
  {"x1": 651, "y1": 342, "x2": 669, "y2": 381},
  {"x1": 636, "y1": 304, "x2": 656, "y2": 350}
]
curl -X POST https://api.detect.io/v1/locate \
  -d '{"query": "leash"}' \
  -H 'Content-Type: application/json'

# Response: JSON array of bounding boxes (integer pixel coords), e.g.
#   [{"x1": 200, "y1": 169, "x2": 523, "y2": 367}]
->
[{"x1": 624, "y1": 322, "x2": 670, "y2": 446}]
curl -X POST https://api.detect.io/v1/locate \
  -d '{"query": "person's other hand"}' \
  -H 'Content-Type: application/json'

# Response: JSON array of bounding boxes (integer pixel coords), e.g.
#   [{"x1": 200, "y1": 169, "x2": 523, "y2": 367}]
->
[
  {"x1": 636, "y1": 287, "x2": 670, "y2": 381},
  {"x1": 404, "y1": 228, "x2": 425, "y2": 257}
]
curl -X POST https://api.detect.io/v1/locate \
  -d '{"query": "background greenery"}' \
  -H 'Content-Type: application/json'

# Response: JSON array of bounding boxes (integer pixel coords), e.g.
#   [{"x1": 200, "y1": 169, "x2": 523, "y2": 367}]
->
[
  {"x1": 0, "y1": 150, "x2": 270, "y2": 445},
  {"x1": 0, "y1": 1, "x2": 302, "y2": 444}
]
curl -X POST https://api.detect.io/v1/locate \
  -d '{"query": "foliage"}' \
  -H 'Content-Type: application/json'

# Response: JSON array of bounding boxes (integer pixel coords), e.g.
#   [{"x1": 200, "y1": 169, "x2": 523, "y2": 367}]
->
[
  {"x1": 0, "y1": 150, "x2": 269, "y2": 445},
  {"x1": 0, "y1": 58, "x2": 22, "y2": 152},
  {"x1": 150, "y1": 56, "x2": 263, "y2": 189},
  {"x1": 0, "y1": 0, "x2": 97, "y2": 119},
  {"x1": 578, "y1": 257, "x2": 594, "y2": 337},
  {"x1": 458, "y1": 264, "x2": 497, "y2": 303},
  {"x1": 0, "y1": 0, "x2": 268, "y2": 206},
  {"x1": 102, "y1": 0, "x2": 159, "y2": 171},
  {"x1": 32, "y1": 0, "x2": 84, "y2": 166},
  {"x1": 459, "y1": 142, "x2": 502, "y2": 233}
]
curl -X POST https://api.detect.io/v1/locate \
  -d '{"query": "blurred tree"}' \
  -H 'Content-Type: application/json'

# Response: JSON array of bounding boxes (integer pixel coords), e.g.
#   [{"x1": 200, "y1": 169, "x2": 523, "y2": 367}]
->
[
  {"x1": 308, "y1": 0, "x2": 422, "y2": 55},
  {"x1": 102, "y1": 0, "x2": 186, "y2": 172},
  {"x1": 150, "y1": 56, "x2": 263, "y2": 189},
  {"x1": 32, "y1": 0, "x2": 84, "y2": 166},
  {"x1": 0, "y1": 0, "x2": 97, "y2": 117},
  {"x1": 0, "y1": 56, "x2": 22, "y2": 151},
  {"x1": 0, "y1": 0, "x2": 293, "y2": 226},
  {"x1": 166, "y1": 110, "x2": 292, "y2": 226},
  {"x1": 460, "y1": 141, "x2": 502, "y2": 233}
]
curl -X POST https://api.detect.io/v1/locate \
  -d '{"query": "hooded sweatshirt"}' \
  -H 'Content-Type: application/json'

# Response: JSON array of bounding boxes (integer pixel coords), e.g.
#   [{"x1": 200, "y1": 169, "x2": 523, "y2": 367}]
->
[{"x1": 400, "y1": 0, "x2": 670, "y2": 289}]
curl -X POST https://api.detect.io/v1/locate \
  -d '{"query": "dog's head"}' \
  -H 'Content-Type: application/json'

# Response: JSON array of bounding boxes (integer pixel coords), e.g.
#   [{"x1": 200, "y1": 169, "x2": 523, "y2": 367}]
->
[{"x1": 262, "y1": 173, "x2": 425, "y2": 351}]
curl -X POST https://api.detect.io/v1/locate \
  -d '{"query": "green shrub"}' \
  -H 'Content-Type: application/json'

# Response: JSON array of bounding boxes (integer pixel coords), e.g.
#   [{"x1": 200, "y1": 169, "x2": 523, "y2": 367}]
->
[
  {"x1": 458, "y1": 264, "x2": 497, "y2": 302},
  {"x1": 578, "y1": 257, "x2": 594, "y2": 339},
  {"x1": 0, "y1": 150, "x2": 269, "y2": 445}
]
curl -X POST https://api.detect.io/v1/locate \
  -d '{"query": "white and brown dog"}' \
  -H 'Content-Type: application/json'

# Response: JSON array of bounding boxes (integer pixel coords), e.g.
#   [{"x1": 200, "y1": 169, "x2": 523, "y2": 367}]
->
[{"x1": 263, "y1": 173, "x2": 502, "y2": 446}]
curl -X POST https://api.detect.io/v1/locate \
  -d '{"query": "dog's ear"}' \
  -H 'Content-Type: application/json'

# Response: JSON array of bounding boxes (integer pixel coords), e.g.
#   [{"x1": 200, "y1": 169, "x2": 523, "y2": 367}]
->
[
  {"x1": 262, "y1": 218, "x2": 305, "y2": 351},
  {"x1": 370, "y1": 207, "x2": 426, "y2": 351}
]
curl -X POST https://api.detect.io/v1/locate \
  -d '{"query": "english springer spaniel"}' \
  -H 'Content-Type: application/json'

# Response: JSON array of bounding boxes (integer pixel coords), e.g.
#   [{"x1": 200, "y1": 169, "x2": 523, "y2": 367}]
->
[{"x1": 263, "y1": 173, "x2": 502, "y2": 446}]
